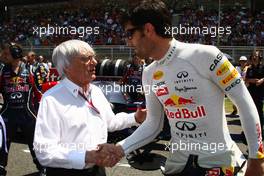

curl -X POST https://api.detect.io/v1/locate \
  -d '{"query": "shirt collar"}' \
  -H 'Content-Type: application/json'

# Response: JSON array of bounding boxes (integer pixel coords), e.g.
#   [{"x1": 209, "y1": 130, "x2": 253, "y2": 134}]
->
[
  {"x1": 155, "y1": 38, "x2": 177, "y2": 66},
  {"x1": 61, "y1": 77, "x2": 87, "y2": 98}
]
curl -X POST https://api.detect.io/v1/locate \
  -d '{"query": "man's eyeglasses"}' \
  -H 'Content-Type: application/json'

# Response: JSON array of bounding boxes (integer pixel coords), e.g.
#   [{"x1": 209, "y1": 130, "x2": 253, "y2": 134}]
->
[{"x1": 124, "y1": 27, "x2": 141, "y2": 40}]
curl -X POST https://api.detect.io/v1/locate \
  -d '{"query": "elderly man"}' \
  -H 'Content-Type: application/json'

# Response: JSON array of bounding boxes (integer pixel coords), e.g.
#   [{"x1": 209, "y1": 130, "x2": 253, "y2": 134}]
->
[{"x1": 33, "y1": 39, "x2": 145, "y2": 176}]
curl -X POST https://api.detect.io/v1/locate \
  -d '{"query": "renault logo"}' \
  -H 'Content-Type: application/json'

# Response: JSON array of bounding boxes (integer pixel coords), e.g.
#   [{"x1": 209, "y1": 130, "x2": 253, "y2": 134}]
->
[
  {"x1": 177, "y1": 71, "x2": 188, "y2": 78},
  {"x1": 175, "y1": 121, "x2": 196, "y2": 131},
  {"x1": 10, "y1": 92, "x2": 22, "y2": 99}
]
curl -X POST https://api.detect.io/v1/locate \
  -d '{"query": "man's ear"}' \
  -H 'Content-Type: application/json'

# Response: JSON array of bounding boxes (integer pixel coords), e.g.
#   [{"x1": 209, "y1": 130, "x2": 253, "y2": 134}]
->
[
  {"x1": 63, "y1": 66, "x2": 69, "y2": 75},
  {"x1": 144, "y1": 23, "x2": 155, "y2": 37}
]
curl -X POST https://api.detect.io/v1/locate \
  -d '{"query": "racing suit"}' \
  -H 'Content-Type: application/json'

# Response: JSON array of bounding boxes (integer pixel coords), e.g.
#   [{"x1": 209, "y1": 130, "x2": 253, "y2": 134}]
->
[
  {"x1": 118, "y1": 39, "x2": 263, "y2": 175},
  {"x1": 0, "y1": 62, "x2": 42, "y2": 174}
]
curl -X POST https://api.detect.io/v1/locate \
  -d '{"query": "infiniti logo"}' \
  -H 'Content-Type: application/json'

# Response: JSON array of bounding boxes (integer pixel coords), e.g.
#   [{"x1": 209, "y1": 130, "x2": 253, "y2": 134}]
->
[
  {"x1": 10, "y1": 92, "x2": 22, "y2": 99},
  {"x1": 175, "y1": 121, "x2": 196, "y2": 131},
  {"x1": 177, "y1": 71, "x2": 188, "y2": 78}
]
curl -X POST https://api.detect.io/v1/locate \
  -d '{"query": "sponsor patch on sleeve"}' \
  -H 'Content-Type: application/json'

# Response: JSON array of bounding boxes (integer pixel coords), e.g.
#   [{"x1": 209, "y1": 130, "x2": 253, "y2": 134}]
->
[
  {"x1": 216, "y1": 60, "x2": 232, "y2": 76},
  {"x1": 219, "y1": 69, "x2": 239, "y2": 86}
]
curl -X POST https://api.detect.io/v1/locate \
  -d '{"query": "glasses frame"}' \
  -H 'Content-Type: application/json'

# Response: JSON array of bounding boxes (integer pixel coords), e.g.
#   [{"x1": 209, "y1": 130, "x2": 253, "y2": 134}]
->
[{"x1": 124, "y1": 27, "x2": 142, "y2": 40}]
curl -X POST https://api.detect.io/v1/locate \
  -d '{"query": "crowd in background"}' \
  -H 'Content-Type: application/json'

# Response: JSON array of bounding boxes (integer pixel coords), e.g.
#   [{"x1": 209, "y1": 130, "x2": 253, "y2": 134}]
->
[
  {"x1": 0, "y1": 2, "x2": 263, "y2": 46},
  {"x1": 177, "y1": 7, "x2": 264, "y2": 46}
]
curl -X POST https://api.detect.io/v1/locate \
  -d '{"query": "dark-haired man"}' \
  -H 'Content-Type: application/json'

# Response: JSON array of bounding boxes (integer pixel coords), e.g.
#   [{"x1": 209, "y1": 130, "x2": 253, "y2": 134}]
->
[{"x1": 102, "y1": 1, "x2": 264, "y2": 176}]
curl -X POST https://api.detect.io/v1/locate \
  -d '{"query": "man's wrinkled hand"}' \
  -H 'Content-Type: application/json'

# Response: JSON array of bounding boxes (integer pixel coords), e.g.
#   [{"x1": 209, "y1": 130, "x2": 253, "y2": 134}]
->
[{"x1": 94, "y1": 143, "x2": 124, "y2": 167}]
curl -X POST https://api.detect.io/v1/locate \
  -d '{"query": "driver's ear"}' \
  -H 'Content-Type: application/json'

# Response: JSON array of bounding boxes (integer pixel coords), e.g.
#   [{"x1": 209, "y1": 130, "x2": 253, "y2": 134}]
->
[{"x1": 144, "y1": 23, "x2": 155, "y2": 37}]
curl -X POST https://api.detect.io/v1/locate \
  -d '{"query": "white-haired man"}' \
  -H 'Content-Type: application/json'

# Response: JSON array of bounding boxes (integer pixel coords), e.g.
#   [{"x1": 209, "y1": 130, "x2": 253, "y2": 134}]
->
[{"x1": 33, "y1": 39, "x2": 146, "y2": 176}]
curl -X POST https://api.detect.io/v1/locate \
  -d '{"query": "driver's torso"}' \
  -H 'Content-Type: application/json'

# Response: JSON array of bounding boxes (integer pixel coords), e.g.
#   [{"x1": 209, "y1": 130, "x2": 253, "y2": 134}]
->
[{"x1": 0, "y1": 62, "x2": 34, "y2": 108}]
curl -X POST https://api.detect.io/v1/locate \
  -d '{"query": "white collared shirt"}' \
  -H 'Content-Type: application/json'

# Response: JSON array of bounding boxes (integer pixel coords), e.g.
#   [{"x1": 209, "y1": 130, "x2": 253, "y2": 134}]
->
[{"x1": 34, "y1": 78, "x2": 137, "y2": 169}]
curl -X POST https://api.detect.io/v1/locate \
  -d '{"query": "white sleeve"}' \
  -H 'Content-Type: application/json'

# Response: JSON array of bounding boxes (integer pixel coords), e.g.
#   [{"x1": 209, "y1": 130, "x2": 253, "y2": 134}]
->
[
  {"x1": 204, "y1": 47, "x2": 264, "y2": 159},
  {"x1": 117, "y1": 68, "x2": 164, "y2": 155},
  {"x1": 33, "y1": 97, "x2": 86, "y2": 169},
  {"x1": 91, "y1": 86, "x2": 138, "y2": 132}
]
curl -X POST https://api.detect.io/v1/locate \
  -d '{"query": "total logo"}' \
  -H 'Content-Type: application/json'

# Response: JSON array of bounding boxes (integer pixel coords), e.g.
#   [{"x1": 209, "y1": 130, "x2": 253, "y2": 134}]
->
[
  {"x1": 153, "y1": 70, "x2": 164, "y2": 80},
  {"x1": 164, "y1": 94, "x2": 195, "y2": 107},
  {"x1": 165, "y1": 106, "x2": 206, "y2": 119},
  {"x1": 216, "y1": 60, "x2": 232, "y2": 76}
]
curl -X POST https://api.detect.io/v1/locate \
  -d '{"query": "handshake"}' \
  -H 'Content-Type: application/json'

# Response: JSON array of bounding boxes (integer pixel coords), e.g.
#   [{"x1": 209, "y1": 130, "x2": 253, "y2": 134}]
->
[{"x1": 85, "y1": 144, "x2": 125, "y2": 167}]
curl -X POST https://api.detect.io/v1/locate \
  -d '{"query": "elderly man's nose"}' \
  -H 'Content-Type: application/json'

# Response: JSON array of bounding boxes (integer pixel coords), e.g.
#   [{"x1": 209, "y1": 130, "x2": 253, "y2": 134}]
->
[{"x1": 91, "y1": 57, "x2": 97, "y2": 65}]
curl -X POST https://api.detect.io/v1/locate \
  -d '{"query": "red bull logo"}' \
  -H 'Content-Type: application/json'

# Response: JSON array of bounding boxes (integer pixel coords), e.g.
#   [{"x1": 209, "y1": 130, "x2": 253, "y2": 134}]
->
[
  {"x1": 164, "y1": 94, "x2": 195, "y2": 107},
  {"x1": 165, "y1": 106, "x2": 206, "y2": 119},
  {"x1": 153, "y1": 70, "x2": 164, "y2": 80},
  {"x1": 9, "y1": 77, "x2": 25, "y2": 84}
]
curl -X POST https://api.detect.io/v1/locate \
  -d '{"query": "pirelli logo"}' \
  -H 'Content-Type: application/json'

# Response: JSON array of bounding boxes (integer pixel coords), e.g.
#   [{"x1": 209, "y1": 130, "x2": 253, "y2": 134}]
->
[
  {"x1": 220, "y1": 69, "x2": 239, "y2": 86},
  {"x1": 216, "y1": 60, "x2": 232, "y2": 76}
]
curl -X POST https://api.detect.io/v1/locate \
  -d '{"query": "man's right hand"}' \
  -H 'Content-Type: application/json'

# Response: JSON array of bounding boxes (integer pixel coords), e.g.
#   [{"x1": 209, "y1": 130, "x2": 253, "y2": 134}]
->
[{"x1": 85, "y1": 144, "x2": 124, "y2": 167}]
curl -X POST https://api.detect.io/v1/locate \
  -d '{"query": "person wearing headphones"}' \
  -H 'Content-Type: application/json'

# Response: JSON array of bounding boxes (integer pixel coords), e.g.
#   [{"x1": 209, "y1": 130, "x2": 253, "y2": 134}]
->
[{"x1": 0, "y1": 43, "x2": 43, "y2": 176}]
